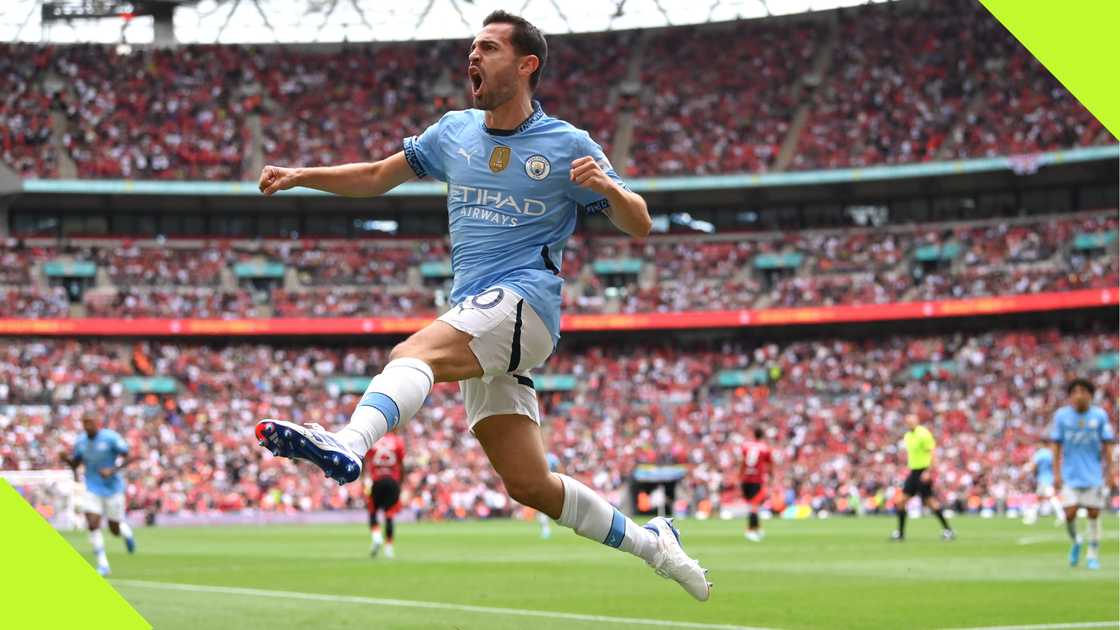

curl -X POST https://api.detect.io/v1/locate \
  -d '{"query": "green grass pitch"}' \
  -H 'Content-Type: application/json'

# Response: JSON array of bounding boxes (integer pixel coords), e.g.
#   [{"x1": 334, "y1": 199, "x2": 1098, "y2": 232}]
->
[{"x1": 63, "y1": 516, "x2": 1119, "y2": 630}]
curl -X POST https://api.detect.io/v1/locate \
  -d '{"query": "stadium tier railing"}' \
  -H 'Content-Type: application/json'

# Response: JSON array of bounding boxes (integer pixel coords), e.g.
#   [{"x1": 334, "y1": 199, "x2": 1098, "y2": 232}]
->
[
  {"x1": 16, "y1": 145, "x2": 1119, "y2": 196},
  {"x1": 0, "y1": 288, "x2": 1113, "y2": 336}
]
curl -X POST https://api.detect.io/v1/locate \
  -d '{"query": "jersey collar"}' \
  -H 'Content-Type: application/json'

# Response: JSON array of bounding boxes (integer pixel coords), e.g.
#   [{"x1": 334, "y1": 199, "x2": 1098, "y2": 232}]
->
[{"x1": 482, "y1": 100, "x2": 544, "y2": 137}]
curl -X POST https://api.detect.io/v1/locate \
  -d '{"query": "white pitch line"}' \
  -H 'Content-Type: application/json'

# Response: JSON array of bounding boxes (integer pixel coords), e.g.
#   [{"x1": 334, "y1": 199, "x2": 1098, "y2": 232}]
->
[
  {"x1": 940, "y1": 622, "x2": 1119, "y2": 630},
  {"x1": 111, "y1": 579, "x2": 774, "y2": 630},
  {"x1": 1015, "y1": 535, "x2": 1063, "y2": 546}
]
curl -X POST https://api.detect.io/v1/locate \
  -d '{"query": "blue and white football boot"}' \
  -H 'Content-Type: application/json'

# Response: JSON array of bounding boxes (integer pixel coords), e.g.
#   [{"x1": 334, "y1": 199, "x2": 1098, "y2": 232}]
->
[
  {"x1": 643, "y1": 517, "x2": 711, "y2": 601},
  {"x1": 255, "y1": 420, "x2": 362, "y2": 485},
  {"x1": 1069, "y1": 540, "x2": 1082, "y2": 567}
]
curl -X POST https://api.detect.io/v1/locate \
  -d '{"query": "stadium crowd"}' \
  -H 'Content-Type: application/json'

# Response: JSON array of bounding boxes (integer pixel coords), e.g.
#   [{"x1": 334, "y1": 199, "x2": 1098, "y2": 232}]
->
[
  {"x1": 1, "y1": 211, "x2": 1115, "y2": 318},
  {"x1": 791, "y1": 0, "x2": 1109, "y2": 171},
  {"x1": 0, "y1": 44, "x2": 57, "y2": 178},
  {"x1": 0, "y1": 287, "x2": 71, "y2": 318},
  {"x1": 628, "y1": 20, "x2": 820, "y2": 176},
  {"x1": 1, "y1": 1, "x2": 1112, "y2": 180},
  {"x1": 1, "y1": 327, "x2": 1115, "y2": 521}
]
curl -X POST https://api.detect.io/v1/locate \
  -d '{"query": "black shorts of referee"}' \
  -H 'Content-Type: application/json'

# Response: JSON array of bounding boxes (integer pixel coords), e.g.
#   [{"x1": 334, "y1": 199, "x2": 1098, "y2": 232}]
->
[{"x1": 903, "y1": 468, "x2": 933, "y2": 499}]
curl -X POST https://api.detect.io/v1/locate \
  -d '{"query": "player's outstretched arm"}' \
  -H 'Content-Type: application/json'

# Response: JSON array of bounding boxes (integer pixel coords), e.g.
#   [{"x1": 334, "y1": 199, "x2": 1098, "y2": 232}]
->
[
  {"x1": 570, "y1": 156, "x2": 651, "y2": 237},
  {"x1": 1050, "y1": 442, "x2": 1062, "y2": 491},
  {"x1": 259, "y1": 152, "x2": 416, "y2": 198}
]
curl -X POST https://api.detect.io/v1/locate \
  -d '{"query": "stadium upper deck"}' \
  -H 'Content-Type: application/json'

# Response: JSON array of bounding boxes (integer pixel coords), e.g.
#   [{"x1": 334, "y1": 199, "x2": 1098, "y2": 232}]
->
[{"x1": 1, "y1": 0, "x2": 1112, "y2": 181}]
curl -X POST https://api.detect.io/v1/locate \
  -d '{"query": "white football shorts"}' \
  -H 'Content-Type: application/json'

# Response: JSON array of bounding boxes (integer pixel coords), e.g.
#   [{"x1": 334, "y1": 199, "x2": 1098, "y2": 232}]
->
[
  {"x1": 437, "y1": 286, "x2": 553, "y2": 429},
  {"x1": 1059, "y1": 485, "x2": 1105, "y2": 510},
  {"x1": 81, "y1": 489, "x2": 126, "y2": 522}
]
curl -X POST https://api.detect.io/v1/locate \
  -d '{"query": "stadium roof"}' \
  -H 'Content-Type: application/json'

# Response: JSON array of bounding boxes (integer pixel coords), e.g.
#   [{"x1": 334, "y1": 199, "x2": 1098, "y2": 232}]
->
[{"x1": 3, "y1": 0, "x2": 895, "y2": 44}]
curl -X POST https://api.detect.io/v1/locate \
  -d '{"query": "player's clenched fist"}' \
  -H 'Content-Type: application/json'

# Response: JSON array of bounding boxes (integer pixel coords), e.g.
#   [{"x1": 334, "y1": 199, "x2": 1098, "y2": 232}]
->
[
  {"x1": 259, "y1": 165, "x2": 301, "y2": 196},
  {"x1": 570, "y1": 156, "x2": 615, "y2": 195}
]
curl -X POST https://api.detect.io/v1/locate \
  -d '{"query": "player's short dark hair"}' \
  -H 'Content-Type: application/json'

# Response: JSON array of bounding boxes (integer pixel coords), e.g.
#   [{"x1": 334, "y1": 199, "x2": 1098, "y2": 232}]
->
[
  {"x1": 483, "y1": 10, "x2": 547, "y2": 91},
  {"x1": 1067, "y1": 378, "x2": 1095, "y2": 396},
  {"x1": 753, "y1": 428, "x2": 765, "y2": 439}
]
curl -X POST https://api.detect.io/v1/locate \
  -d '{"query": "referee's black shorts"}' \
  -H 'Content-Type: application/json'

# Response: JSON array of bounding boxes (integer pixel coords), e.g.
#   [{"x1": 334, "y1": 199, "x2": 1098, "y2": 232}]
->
[{"x1": 903, "y1": 468, "x2": 933, "y2": 499}]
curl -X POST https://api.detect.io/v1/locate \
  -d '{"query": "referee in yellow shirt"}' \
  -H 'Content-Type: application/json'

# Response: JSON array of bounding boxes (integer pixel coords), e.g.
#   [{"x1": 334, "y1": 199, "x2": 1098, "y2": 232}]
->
[{"x1": 892, "y1": 413, "x2": 956, "y2": 541}]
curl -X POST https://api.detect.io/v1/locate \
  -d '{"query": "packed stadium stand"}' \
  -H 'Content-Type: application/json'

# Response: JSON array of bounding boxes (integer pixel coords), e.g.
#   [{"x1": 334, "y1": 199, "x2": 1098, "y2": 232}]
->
[
  {"x1": 1, "y1": 209, "x2": 1115, "y2": 318},
  {"x1": 2, "y1": 327, "x2": 1116, "y2": 519},
  {"x1": 1, "y1": 0, "x2": 1113, "y2": 181}
]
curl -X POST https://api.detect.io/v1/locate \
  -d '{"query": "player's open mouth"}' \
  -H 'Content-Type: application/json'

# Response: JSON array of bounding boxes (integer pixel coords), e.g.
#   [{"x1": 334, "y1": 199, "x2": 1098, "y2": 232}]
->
[{"x1": 469, "y1": 67, "x2": 484, "y2": 96}]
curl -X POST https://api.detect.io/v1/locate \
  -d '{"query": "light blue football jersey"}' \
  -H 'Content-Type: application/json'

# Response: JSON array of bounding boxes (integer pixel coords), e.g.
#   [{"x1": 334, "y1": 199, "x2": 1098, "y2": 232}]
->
[
  {"x1": 1032, "y1": 447, "x2": 1053, "y2": 486},
  {"x1": 72, "y1": 429, "x2": 129, "y2": 497},
  {"x1": 546, "y1": 452, "x2": 560, "y2": 472},
  {"x1": 1049, "y1": 405, "x2": 1115, "y2": 488},
  {"x1": 403, "y1": 101, "x2": 628, "y2": 346}
]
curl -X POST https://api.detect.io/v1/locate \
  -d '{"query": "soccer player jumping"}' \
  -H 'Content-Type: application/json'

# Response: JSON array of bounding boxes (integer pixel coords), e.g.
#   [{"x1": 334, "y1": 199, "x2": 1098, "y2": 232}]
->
[
  {"x1": 1051, "y1": 378, "x2": 1116, "y2": 570},
  {"x1": 253, "y1": 11, "x2": 710, "y2": 600}
]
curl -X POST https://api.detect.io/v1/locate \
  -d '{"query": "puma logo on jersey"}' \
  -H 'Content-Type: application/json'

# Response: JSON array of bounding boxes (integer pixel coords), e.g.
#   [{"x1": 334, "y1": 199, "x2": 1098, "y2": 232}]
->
[{"x1": 457, "y1": 147, "x2": 476, "y2": 165}]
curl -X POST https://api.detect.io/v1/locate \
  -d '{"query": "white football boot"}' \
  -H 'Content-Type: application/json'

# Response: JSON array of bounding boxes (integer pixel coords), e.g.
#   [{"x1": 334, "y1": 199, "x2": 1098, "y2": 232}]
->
[
  {"x1": 256, "y1": 419, "x2": 362, "y2": 485},
  {"x1": 644, "y1": 517, "x2": 711, "y2": 601}
]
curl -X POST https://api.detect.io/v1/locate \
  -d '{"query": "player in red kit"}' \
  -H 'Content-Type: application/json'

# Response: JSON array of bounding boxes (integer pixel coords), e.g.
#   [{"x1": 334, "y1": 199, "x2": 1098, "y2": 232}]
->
[
  {"x1": 739, "y1": 428, "x2": 773, "y2": 542},
  {"x1": 365, "y1": 433, "x2": 405, "y2": 558}
]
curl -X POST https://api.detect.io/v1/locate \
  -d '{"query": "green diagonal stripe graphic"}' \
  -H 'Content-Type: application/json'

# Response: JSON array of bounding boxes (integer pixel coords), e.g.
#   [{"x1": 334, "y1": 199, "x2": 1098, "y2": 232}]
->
[
  {"x1": 980, "y1": 0, "x2": 1120, "y2": 138},
  {"x1": 0, "y1": 479, "x2": 150, "y2": 628}
]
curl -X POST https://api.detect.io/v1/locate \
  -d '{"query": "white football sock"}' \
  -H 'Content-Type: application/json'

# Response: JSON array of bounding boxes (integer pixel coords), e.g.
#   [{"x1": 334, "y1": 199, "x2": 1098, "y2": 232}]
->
[
  {"x1": 338, "y1": 358, "x2": 433, "y2": 454},
  {"x1": 556, "y1": 474, "x2": 658, "y2": 564},
  {"x1": 1050, "y1": 496, "x2": 1065, "y2": 520},
  {"x1": 89, "y1": 529, "x2": 108, "y2": 568},
  {"x1": 371, "y1": 529, "x2": 383, "y2": 545},
  {"x1": 1087, "y1": 518, "x2": 1101, "y2": 558},
  {"x1": 118, "y1": 521, "x2": 133, "y2": 540}
]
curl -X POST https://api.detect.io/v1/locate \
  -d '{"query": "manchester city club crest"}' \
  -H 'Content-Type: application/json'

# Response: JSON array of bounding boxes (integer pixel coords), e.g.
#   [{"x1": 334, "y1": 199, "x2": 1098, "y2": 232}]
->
[
  {"x1": 525, "y1": 154, "x2": 551, "y2": 180},
  {"x1": 489, "y1": 146, "x2": 511, "y2": 173}
]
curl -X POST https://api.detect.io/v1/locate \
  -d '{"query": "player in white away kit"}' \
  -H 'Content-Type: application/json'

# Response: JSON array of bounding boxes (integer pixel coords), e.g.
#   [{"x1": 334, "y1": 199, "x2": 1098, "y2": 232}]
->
[
  {"x1": 253, "y1": 10, "x2": 709, "y2": 601},
  {"x1": 62, "y1": 413, "x2": 136, "y2": 576}
]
